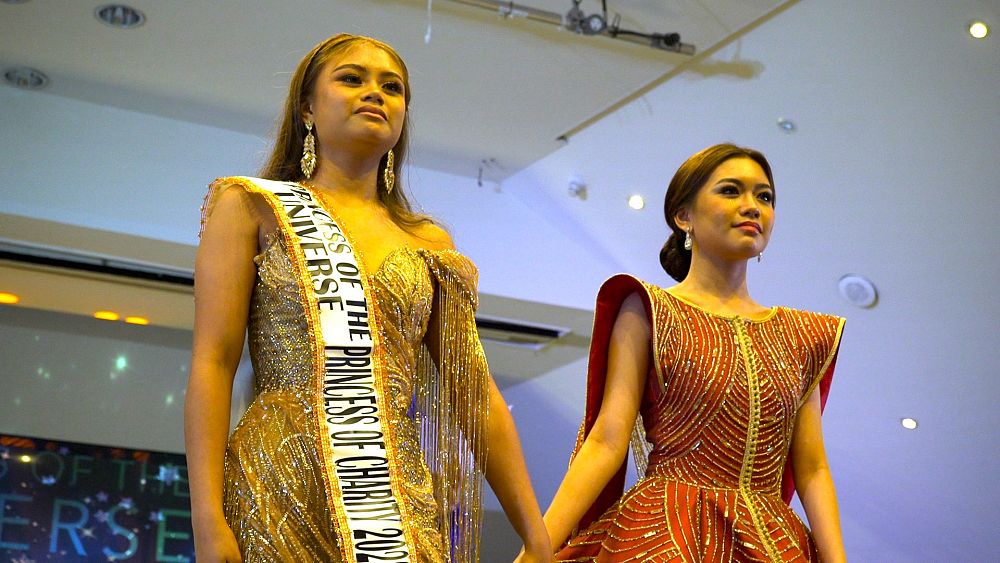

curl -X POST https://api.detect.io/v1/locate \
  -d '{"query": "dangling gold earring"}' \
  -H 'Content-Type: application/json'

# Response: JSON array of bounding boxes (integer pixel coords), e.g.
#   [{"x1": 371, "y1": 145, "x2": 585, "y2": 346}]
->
[
  {"x1": 383, "y1": 149, "x2": 395, "y2": 194},
  {"x1": 300, "y1": 119, "x2": 317, "y2": 179}
]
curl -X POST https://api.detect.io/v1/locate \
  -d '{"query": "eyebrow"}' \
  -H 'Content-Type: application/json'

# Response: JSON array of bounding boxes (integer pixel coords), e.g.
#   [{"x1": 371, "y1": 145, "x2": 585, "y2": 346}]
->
[
  {"x1": 715, "y1": 177, "x2": 773, "y2": 190},
  {"x1": 332, "y1": 63, "x2": 404, "y2": 82}
]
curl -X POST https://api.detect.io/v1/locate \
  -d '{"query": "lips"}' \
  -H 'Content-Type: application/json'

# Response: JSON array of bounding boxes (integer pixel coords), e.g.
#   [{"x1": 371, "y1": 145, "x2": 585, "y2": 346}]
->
[
  {"x1": 735, "y1": 221, "x2": 762, "y2": 234},
  {"x1": 355, "y1": 105, "x2": 387, "y2": 120}
]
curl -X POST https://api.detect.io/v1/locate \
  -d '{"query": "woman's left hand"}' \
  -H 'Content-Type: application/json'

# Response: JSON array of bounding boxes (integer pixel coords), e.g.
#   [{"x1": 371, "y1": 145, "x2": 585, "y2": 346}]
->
[{"x1": 513, "y1": 544, "x2": 555, "y2": 563}]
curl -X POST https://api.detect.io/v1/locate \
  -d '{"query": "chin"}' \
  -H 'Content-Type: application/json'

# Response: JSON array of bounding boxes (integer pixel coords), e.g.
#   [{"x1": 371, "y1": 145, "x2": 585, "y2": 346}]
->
[{"x1": 729, "y1": 246, "x2": 763, "y2": 261}]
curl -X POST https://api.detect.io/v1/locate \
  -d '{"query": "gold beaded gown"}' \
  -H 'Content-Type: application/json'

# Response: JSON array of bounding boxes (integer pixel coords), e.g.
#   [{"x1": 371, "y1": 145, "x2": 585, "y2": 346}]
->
[
  {"x1": 201, "y1": 179, "x2": 489, "y2": 562},
  {"x1": 557, "y1": 275, "x2": 844, "y2": 563}
]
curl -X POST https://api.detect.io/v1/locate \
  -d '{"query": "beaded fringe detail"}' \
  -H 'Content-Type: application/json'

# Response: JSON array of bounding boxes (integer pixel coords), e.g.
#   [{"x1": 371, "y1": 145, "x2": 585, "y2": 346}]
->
[{"x1": 414, "y1": 254, "x2": 489, "y2": 563}]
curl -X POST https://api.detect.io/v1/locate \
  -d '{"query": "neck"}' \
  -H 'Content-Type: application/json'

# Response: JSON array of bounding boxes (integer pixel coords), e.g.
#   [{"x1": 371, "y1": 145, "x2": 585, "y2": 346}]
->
[
  {"x1": 308, "y1": 149, "x2": 383, "y2": 203},
  {"x1": 675, "y1": 250, "x2": 751, "y2": 302}
]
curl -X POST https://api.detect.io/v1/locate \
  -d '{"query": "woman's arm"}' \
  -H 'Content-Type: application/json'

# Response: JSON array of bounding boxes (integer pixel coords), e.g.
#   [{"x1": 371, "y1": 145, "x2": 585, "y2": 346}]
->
[
  {"x1": 184, "y1": 187, "x2": 260, "y2": 563},
  {"x1": 790, "y1": 387, "x2": 846, "y2": 563},
  {"x1": 483, "y1": 380, "x2": 552, "y2": 562},
  {"x1": 542, "y1": 293, "x2": 651, "y2": 550}
]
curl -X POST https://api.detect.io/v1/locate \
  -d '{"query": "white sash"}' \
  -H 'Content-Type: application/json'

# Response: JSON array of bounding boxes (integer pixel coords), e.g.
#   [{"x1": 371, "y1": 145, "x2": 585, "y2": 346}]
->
[{"x1": 249, "y1": 178, "x2": 414, "y2": 562}]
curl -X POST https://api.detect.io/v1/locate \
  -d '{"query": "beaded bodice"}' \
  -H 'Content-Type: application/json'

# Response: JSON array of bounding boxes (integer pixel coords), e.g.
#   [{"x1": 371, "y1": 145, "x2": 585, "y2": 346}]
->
[
  {"x1": 248, "y1": 233, "x2": 439, "y2": 399},
  {"x1": 641, "y1": 289, "x2": 839, "y2": 495},
  {"x1": 232, "y1": 232, "x2": 481, "y2": 561}
]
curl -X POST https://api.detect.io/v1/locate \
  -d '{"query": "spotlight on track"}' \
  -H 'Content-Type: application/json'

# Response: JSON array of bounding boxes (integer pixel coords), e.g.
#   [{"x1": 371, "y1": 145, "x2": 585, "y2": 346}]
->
[
  {"x1": 566, "y1": 1, "x2": 606, "y2": 35},
  {"x1": 445, "y1": 0, "x2": 695, "y2": 55}
]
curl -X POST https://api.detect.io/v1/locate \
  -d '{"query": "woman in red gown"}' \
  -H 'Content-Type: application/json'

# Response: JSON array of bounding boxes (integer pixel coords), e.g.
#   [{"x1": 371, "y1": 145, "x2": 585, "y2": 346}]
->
[{"x1": 543, "y1": 144, "x2": 847, "y2": 562}]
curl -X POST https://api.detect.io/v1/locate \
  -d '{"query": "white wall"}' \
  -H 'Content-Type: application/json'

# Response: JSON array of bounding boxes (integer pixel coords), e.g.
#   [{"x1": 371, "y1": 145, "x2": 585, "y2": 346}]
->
[{"x1": 1, "y1": 86, "x2": 616, "y2": 309}]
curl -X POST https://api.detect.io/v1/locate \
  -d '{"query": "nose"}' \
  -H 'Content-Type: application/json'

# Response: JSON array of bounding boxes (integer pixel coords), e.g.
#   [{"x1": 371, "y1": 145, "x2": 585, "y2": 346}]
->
[
  {"x1": 739, "y1": 195, "x2": 761, "y2": 219},
  {"x1": 362, "y1": 87, "x2": 384, "y2": 105}
]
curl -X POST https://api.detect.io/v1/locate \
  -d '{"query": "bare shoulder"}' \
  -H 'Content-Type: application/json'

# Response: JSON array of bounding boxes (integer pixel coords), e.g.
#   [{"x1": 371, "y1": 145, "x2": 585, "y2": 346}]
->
[{"x1": 413, "y1": 221, "x2": 454, "y2": 251}]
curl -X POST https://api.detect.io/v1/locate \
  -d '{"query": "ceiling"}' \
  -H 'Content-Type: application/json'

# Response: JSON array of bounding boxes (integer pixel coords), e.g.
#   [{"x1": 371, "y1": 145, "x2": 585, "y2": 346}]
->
[
  {"x1": 2, "y1": 0, "x2": 999, "y2": 561},
  {"x1": 0, "y1": 0, "x2": 785, "y2": 179}
]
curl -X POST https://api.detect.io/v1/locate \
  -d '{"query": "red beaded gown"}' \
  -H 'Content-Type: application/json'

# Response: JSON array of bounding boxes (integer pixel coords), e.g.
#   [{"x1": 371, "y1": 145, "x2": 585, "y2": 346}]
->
[{"x1": 557, "y1": 275, "x2": 844, "y2": 563}]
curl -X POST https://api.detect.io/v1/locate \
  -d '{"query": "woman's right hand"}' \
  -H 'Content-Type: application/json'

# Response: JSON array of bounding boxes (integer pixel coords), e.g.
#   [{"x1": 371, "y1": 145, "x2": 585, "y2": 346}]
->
[{"x1": 194, "y1": 517, "x2": 242, "y2": 563}]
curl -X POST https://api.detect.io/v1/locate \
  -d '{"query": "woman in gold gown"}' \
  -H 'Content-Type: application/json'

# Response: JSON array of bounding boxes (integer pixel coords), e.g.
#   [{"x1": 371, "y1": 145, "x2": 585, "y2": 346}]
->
[
  {"x1": 543, "y1": 145, "x2": 847, "y2": 562},
  {"x1": 185, "y1": 34, "x2": 550, "y2": 562}
]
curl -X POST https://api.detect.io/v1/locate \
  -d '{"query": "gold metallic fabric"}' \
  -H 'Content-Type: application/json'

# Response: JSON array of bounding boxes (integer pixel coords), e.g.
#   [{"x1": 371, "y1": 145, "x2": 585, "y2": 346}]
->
[{"x1": 203, "y1": 180, "x2": 489, "y2": 562}]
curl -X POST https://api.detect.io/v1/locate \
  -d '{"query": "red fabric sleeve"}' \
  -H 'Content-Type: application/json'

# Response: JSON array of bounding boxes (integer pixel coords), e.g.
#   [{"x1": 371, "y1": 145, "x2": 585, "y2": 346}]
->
[
  {"x1": 571, "y1": 274, "x2": 658, "y2": 533},
  {"x1": 780, "y1": 316, "x2": 845, "y2": 504}
]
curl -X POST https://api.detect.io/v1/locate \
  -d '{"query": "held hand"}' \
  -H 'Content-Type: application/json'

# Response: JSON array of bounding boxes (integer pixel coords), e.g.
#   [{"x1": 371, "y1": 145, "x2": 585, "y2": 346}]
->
[
  {"x1": 194, "y1": 517, "x2": 243, "y2": 563},
  {"x1": 513, "y1": 544, "x2": 556, "y2": 563}
]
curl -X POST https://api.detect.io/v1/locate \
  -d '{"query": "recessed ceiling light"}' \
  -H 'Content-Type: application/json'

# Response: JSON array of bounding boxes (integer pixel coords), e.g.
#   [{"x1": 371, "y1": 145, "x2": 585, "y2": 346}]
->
[
  {"x1": 838, "y1": 274, "x2": 878, "y2": 308},
  {"x1": 95, "y1": 4, "x2": 146, "y2": 29},
  {"x1": 777, "y1": 118, "x2": 796, "y2": 133},
  {"x1": 125, "y1": 316, "x2": 149, "y2": 325},
  {"x1": 3, "y1": 67, "x2": 48, "y2": 90},
  {"x1": 0, "y1": 292, "x2": 19, "y2": 304},
  {"x1": 627, "y1": 194, "x2": 645, "y2": 210},
  {"x1": 969, "y1": 21, "x2": 989, "y2": 39},
  {"x1": 94, "y1": 311, "x2": 120, "y2": 321},
  {"x1": 901, "y1": 417, "x2": 918, "y2": 430},
  {"x1": 19, "y1": 455, "x2": 32, "y2": 463}
]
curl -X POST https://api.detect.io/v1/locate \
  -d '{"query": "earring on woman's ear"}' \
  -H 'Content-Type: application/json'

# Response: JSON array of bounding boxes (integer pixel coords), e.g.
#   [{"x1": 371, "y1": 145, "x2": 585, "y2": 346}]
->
[
  {"x1": 683, "y1": 229, "x2": 693, "y2": 251},
  {"x1": 300, "y1": 119, "x2": 317, "y2": 179},
  {"x1": 757, "y1": 251, "x2": 763, "y2": 263},
  {"x1": 383, "y1": 149, "x2": 395, "y2": 194}
]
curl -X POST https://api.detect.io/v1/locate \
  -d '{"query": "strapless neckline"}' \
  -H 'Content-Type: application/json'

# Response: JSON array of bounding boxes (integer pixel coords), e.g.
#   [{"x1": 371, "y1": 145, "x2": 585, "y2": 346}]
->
[{"x1": 256, "y1": 230, "x2": 474, "y2": 280}]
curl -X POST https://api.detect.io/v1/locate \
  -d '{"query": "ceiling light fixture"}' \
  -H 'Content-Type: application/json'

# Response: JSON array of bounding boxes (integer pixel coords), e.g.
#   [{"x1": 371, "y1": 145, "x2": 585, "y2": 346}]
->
[
  {"x1": 95, "y1": 4, "x2": 146, "y2": 29},
  {"x1": 0, "y1": 292, "x2": 19, "y2": 304},
  {"x1": 94, "y1": 311, "x2": 120, "y2": 321},
  {"x1": 627, "y1": 194, "x2": 645, "y2": 210},
  {"x1": 777, "y1": 118, "x2": 796, "y2": 133},
  {"x1": 901, "y1": 417, "x2": 918, "y2": 430},
  {"x1": 125, "y1": 316, "x2": 150, "y2": 325},
  {"x1": 3, "y1": 67, "x2": 48, "y2": 90},
  {"x1": 969, "y1": 21, "x2": 989, "y2": 39},
  {"x1": 444, "y1": 0, "x2": 695, "y2": 54},
  {"x1": 838, "y1": 274, "x2": 878, "y2": 308}
]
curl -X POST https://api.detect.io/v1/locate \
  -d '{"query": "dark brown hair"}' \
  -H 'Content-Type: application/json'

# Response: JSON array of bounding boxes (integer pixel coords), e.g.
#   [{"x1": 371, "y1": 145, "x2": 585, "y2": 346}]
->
[
  {"x1": 259, "y1": 33, "x2": 432, "y2": 230},
  {"x1": 659, "y1": 144, "x2": 775, "y2": 282}
]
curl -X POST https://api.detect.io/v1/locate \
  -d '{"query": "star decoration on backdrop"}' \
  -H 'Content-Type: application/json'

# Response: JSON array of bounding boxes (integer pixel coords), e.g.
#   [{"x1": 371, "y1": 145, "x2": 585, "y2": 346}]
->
[{"x1": 157, "y1": 464, "x2": 180, "y2": 485}]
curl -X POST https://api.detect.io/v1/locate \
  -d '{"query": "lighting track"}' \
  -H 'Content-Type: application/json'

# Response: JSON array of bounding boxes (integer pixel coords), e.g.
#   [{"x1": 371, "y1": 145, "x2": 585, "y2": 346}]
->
[
  {"x1": 0, "y1": 241, "x2": 569, "y2": 343},
  {"x1": 0, "y1": 241, "x2": 194, "y2": 287},
  {"x1": 443, "y1": 0, "x2": 696, "y2": 54}
]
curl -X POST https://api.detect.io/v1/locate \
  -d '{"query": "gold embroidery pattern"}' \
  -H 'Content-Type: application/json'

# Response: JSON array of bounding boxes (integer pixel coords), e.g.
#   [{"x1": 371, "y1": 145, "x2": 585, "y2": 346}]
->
[
  {"x1": 557, "y1": 276, "x2": 844, "y2": 562},
  {"x1": 734, "y1": 318, "x2": 782, "y2": 562}
]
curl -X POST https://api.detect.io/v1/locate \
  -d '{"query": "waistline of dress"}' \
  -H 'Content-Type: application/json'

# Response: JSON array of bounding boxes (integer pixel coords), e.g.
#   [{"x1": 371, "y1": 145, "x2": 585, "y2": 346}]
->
[{"x1": 637, "y1": 472, "x2": 784, "y2": 499}]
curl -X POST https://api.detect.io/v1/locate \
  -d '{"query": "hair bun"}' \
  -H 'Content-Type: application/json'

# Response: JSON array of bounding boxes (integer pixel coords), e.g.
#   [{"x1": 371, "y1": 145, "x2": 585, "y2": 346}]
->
[{"x1": 659, "y1": 231, "x2": 690, "y2": 282}]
